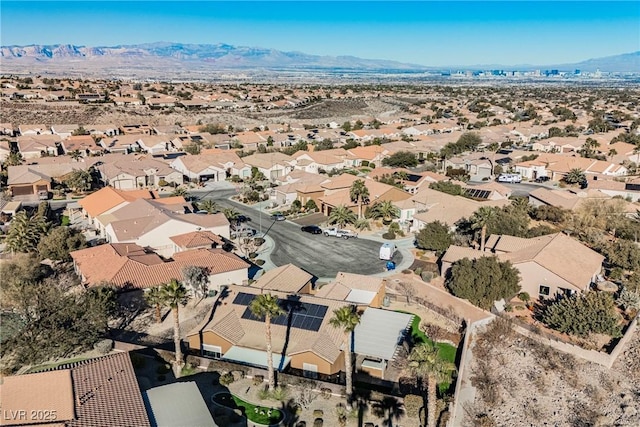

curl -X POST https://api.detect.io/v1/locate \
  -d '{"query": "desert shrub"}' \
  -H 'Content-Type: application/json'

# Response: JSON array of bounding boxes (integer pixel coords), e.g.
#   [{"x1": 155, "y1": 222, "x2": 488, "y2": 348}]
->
[
  {"x1": 158, "y1": 179, "x2": 169, "y2": 187},
  {"x1": 414, "y1": 267, "x2": 423, "y2": 276},
  {"x1": 361, "y1": 160, "x2": 370, "y2": 167},
  {"x1": 403, "y1": 394, "x2": 423, "y2": 418},
  {"x1": 421, "y1": 271, "x2": 434, "y2": 282},
  {"x1": 291, "y1": 200, "x2": 302, "y2": 213},
  {"x1": 219, "y1": 372, "x2": 235, "y2": 386},
  {"x1": 320, "y1": 387, "x2": 332, "y2": 399},
  {"x1": 270, "y1": 385, "x2": 288, "y2": 400},
  {"x1": 313, "y1": 418, "x2": 323, "y2": 427},
  {"x1": 382, "y1": 231, "x2": 396, "y2": 240},
  {"x1": 254, "y1": 237, "x2": 265, "y2": 246},
  {"x1": 93, "y1": 339, "x2": 113, "y2": 355},
  {"x1": 402, "y1": 269, "x2": 412, "y2": 274},
  {"x1": 518, "y1": 292, "x2": 530, "y2": 302},
  {"x1": 313, "y1": 409, "x2": 324, "y2": 418},
  {"x1": 253, "y1": 374, "x2": 265, "y2": 385},
  {"x1": 258, "y1": 387, "x2": 270, "y2": 400},
  {"x1": 540, "y1": 292, "x2": 622, "y2": 338},
  {"x1": 255, "y1": 259, "x2": 265, "y2": 266},
  {"x1": 249, "y1": 252, "x2": 258, "y2": 259}
]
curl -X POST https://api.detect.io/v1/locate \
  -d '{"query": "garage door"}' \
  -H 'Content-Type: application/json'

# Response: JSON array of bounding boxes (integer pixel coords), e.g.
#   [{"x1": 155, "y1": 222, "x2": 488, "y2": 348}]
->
[{"x1": 11, "y1": 185, "x2": 34, "y2": 196}]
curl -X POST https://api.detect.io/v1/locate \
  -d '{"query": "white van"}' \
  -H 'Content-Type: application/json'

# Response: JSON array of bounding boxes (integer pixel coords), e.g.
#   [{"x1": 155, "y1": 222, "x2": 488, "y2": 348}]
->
[
  {"x1": 497, "y1": 173, "x2": 522, "y2": 183},
  {"x1": 379, "y1": 243, "x2": 397, "y2": 260}
]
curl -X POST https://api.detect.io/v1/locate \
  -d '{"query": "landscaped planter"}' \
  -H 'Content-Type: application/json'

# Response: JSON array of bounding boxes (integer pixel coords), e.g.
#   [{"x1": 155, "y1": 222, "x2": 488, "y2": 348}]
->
[{"x1": 212, "y1": 392, "x2": 284, "y2": 427}]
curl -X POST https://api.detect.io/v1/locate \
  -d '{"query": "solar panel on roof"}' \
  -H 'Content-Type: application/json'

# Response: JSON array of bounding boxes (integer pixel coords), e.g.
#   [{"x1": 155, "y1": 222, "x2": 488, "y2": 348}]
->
[
  {"x1": 239, "y1": 301, "x2": 327, "y2": 332},
  {"x1": 233, "y1": 292, "x2": 255, "y2": 306}
]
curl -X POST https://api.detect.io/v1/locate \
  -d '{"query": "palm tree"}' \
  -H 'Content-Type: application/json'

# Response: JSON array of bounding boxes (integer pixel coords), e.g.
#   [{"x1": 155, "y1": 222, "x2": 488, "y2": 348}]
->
[
  {"x1": 222, "y1": 207, "x2": 240, "y2": 229},
  {"x1": 159, "y1": 279, "x2": 190, "y2": 368},
  {"x1": 328, "y1": 205, "x2": 357, "y2": 228},
  {"x1": 198, "y1": 199, "x2": 218, "y2": 214},
  {"x1": 349, "y1": 179, "x2": 370, "y2": 219},
  {"x1": 249, "y1": 293, "x2": 285, "y2": 392},
  {"x1": 329, "y1": 305, "x2": 361, "y2": 400},
  {"x1": 5, "y1": 152, "x2": 23, "y2": 166},
  {"x1": 144, "y1": 287, "x2": 165, "y2": 323},
  {"x1": 5, "y1": 210, "x2": 48, "y2": 253},
  {"x1": 470, "y1": 206, "x2": 496, "y2": 252},
  {"x1": 69, "y1": 149, "x2": 83, "y2": 161},
  {"x1": 408, "y1": 343, "x2": 456, "y2": 427},
  {"x1": 367, "y1": 201, "x2": 400, "y2": 225},
  {"x1": 171, "y1": 186, "x2": 188, "y2": 197},
  {"x1": 563, "y1": 168, "x2": 586, "y2": 185},
  {"x1": 354, "y1": 218, "x2": 371, "y2": 231}
]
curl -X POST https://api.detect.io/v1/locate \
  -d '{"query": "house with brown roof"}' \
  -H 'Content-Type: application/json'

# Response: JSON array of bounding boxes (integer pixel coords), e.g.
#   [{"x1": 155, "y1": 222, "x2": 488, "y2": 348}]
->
[
  {"x1": 16, "y1": 134, "x2": 63, "y2": 158},
  {"x1": 170, "y1": 150, "x2": 250, "y2": 182},
  {"x1": 98, "y1": 156, "x2": 182, "y2": 190},
  {"x1": 441, "y1": 233, "x2": 604, "y2": 301},
  {"x1": 0, "y1": 352, "x2": 150, "y2": 427},
  {"x1": 64, "y1": 135, "x2": 102, "y2": 156},
  {"x1": 78, "y1": 186, "x2": 158, "y2": 230},
  {"x1": 169, "y1": 230, "x2": 224, "y2": 253},
  {"x1": 514, "y1": 153, "x2": 628, "y2": 181},
  {"x1": 71, "y1": 243, "x2": 249, "y2": 291},
  {"x1": 186, "y1": 284, "x2": 349, "y2": 380},
  {"x1": 250, "y1": 263, "x2": 314, "y2": 294},
  {"x1": 0, "y1": 139, "x2": 12, "y2": 162},
  {"x1": 318, "y1": 178, "x2": 411, "y2": 217},
  {"x1": 241, "y1": 152, "x2": 293, "y2": 180},
  {"x1": 290, "y1": 150, "x2": 348, "y2": 174},
  {"x1": 102, "y1": 198, "x2": 230, "y2": 257},
  {"x1": 7, "y1": 162, "x2": 91, "y2": 197}
]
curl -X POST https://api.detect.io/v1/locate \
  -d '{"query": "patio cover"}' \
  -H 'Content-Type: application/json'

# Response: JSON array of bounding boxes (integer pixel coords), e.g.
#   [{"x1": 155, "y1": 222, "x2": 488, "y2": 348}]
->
[
  {"x1": 222, "y1": 346, "x2": 292, "y2": 371},
  {"x1": 354, "y1": 308, "x2": 413, "y2": 360},
  {"x1": 144, "y1": 381, "x2": 215, "y2": 427}
]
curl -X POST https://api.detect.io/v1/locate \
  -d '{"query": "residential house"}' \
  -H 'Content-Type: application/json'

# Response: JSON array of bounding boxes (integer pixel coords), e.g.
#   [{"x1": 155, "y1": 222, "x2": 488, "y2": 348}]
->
[
  {"x1": 136, "y1": 135, "x2": 173, "y2": 154},
  {"x1": 528, "y1": 187, "x2": 637, "y2": 215},
  {"x1": 250, "y1": 263, "x2": 314, "y2": 294},
  {"x1": 103, "y1": 198, "x2": 230, "y2": 257},
  {"x1": 441, "y1": 233, "x2": 604, "y2": 300},
  {"x1": 346, "y1": 145, "x2": 390, "y2": 167},
  {"x1": 514, "y1": 153, "x2": 628, "y2": 181},
  {"x1": 588, "y1": 177, "x2": 640, "y2": 202},
  {"x1": 71, "y1": 243, "x2": 249, "y2": 292},
  {"x1": 186, "y1": 284, "x2": 349, "y2": 380},
  {"x1": 7, "y1": 161, "x2": 91, "y2": 197},
  {"x1": 99, "y1": 134, "x2": 144, "y2": 154},
  {"x1": 241, "y1": 152, "x2": 293, "y2": 180},
  {"x1": 16, "y1": 134, "x2": 63, "y2": 158},
  {"x1": 99, "y1": 157, "x2": 182, "y2": 189},
  {"x1": 78, "y1": 186, "x2": 160, "y2": 231},
  {"x1": 169, "y1": 230, "x2": 224, "y2": 254},
  {"x1": 409, "y1": 187, "x2": 509, "y2": 232},
  {"x1": 50, "y1": 124, "x2": 79, "y2": 139},
  {"x1": 318, "y1": 177, "x2": 411, "y2": 217},
  {"x1": 87, "y1": 124, "x2": 120, "y2": 137},
  {"x1": 444, "y1": 152, "x2": 493, "y2": 181},
  {"x1": 0, "y1": 352, "x2": 150, "y2": 427},
  {"x1": 0, "y1": 139, "x2": 12, "y2": 162},
  {"x1": 64, "y1": 135, "x2": 101, "y2": 156},
  {"x1": 170, "y1": 151, "x2": 250, "y2": 182},
  {"x1": 18, "y1": 124, "x2": 51, "y2": 135},
  {"x1": 366, "y1": 167, "x2": 448, "y2": 194},
  {"x1": 290, "y1": 150, "x2": 348, "y2": 174}
]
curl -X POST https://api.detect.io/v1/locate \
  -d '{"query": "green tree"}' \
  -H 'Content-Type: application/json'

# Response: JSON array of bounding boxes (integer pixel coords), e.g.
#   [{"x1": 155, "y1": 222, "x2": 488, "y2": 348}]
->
[
  {"x1": 68, "y1": 149, "x2": 83, "y2": 161},
  {"x1": 366, "y1": 200, "x2": 400, "y2": 224},
  {"x1": 171, "y1": 186, "x2": 188, "y2": 197},
  {"x1": 64, "y1": 169, "x2": 94, "y2": 192},
  {"x1": 470, "y1": 206, "x2": 497, "y2": 252},
  {"x1": 408, "y1": 342, "x2": 456, "y2": 427},
  {"x1": 249, "y1": 293, "x2": 285, "y2": 392},
  {"x1": 349, "y1": 179, "x2": 370, "y2": 220},
  {"x1": 5, "y1": 152, "x2": 23, "y2": 166},
  {"x1": 5, "y1": 210, "x2": 49, "y2": 253},
  {"x1": 183, "y1": 142, "x2": 201, "y2": 155},
  {"x1": 304, "y1": 199, "x2": 318, "y2": 211},
  {"x1": 415, "y1": 221, "x2": 453, "y2": 256},
  {"x1": 181, "y1": 265, "x2": 210, "y2": 299},
  {"x1": 342, "y1": 121, "x2": 352, "y2": 132},
  {"x1": 382, "y1": 151, "x2": 418, "y2": 168},
  {"x1": 159, "y1": 279, "x2": 190, "y2": 368},
  {"x1": 445, "y1": 256, "x2": 521, "y2": 310},
  {"x1": 428, "y1": 181, "x2": 463, "y2": 196},
  {"x1": 540, "y1": 292, "x2": 622, "y2": 338},
  {"x1": 37, "y1": 226, "x2": 86, "y2": 262},
  {"x1": 144, "y1": 287, "x2": 165, "y2": 323},
  {"x1": 563, "y1": 168, "x2": 586, "y2": 185},
  {"x1": 329, "y1": 305, "x2": 361, "y2": 400},
  {"x1": 197, "y1": 199, "x2": 218, "y2": 214},
  {"x1": 328, "y1": 205, "x2": 357, "y2": 228}
]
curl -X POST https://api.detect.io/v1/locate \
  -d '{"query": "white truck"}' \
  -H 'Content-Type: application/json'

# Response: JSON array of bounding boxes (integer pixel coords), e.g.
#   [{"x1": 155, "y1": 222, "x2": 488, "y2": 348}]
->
[
  {"x1": 379, "y1": 243, "x2": 397, "y2": 260},
  {"x1": 323, "y1": 227, "x2": 358, "y2": 239}
]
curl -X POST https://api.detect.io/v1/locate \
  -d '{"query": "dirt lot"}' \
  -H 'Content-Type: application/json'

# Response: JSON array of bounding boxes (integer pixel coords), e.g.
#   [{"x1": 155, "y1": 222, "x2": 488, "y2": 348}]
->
[{"x1": 465, "y1": 319, "x2": 640, "y2": 427}]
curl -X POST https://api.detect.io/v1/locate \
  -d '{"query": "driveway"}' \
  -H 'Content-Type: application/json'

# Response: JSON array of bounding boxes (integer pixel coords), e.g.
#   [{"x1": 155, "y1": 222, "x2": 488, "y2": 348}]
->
[{"x1": 213, "y1": 199, "x2": 402, "y2": 279}]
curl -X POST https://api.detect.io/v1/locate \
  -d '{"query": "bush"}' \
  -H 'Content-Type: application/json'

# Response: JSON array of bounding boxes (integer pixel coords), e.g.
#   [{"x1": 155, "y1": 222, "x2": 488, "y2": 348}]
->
[
  {"x1": 415, "y1": 220, "x2": 454, "y2": 256},
  {"x1": 414, "y1": 267, "x2": 423, "y2": 276},
  {"x1": 271, "y1": 385, "x2": 289, "y2": 400},
  {"x1": 361, "y1": 160, "x2": 370, "y2": 167},
  {"x1": 313, "y1": 409, "x2": 324, "y2": 418},
  {"x1": 254, "y1": 237, "x2": 265, "y2": 246},
  {"x1": 313, "y1": 418, "x2": 323, "y2": 427},
  {"x1": 403, "y1": 394, "x2": 423, "y2": 418},
  {"x1": 320, "y1": 387, "x2": 332, "y2": 399},
  {"x1": 219, "y1": 372, "x2": 235, "y2": 386},
  {"x1": 540, "y1": 292, "x2": 623, "y2": 338},
  {"x1": 305, "y1": 200, "x2": 318, "y2": 211},
  {"x1": 421, "y1": 271, "x2": 434, "y2": 282},
  {"x1": 402, "y1": 269, "x2": 412, "y2": 274},
  {"x1": 382, "y1": 231, "x2": 396, "y2": 240},
  {"x1": 158, "y1": 179, "x2": 169, "y2": 187},
  {"x1": 519, "y1": 292, "x2": 531, "y2": 302},
  {"x1": 253, "y1": 375, "x2": 264, "y2": 386},
  {"x1": 255, "y1": 259, "x2": 265, "y2": 266},
  {"x1": 93, "y1": 339, "x2": 113, "y2": 355}
]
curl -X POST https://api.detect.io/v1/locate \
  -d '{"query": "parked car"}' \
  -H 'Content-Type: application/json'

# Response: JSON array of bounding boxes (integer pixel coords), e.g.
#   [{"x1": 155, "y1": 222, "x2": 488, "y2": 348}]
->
[
  {"x1": 324, "y1": 227, "x2": 358, "y2": 239},
  {"x1": 237, "y1": 215, "x2": 251, "y2": 223},
  {"x1": 301, "y1": 225, "x2": 323, "y2": 234},
  {"x1": 535, "y1": 176, "x2": 550, "y2": 183},
  {"x1": 271, "y1": 213, "x2": 286, "y2": 221}
]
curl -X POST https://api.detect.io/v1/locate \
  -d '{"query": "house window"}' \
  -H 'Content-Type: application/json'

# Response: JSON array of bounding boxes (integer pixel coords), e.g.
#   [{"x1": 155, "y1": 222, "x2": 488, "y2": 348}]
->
[
  {"x1": 302, "y1": 363, "x2": 318, "y2": 379},
  {"x1": 539, "y1": 285, "x2": 550, "y2": 297},
  {"x1": 202, "y1": 344, "x2": 222, "y2": 359}
]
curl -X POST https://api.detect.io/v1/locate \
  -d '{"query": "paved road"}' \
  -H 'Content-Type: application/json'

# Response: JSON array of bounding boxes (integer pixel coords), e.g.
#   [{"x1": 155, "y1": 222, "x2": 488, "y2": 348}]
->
[
  {"x1": 467, "y1": 181, "x2": 550, "y2": 197},
  {"x1": 211, "y1": 198, "x2": 402, "y2": 279}
]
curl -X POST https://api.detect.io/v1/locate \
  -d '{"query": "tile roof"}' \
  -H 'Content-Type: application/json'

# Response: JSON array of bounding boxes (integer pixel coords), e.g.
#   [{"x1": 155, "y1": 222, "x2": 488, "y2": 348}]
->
[
  {"x1": 411, "y1": 188, "x2": 509, "y2": 226},
  {"x1": 250, "y1": 264, "x2": 313, "y2": 293},
  {"x1": 315, "y1": 272, "x2": 384, "y2": 303},
  {"x1": 71, "y1": 244, "x2": 249, "y2": 290},
  {"x1": 78, "y1": 187, "x2": 157, "y2": 218},
  {"x1": 0, "y1": 353, "x2": 150, "y2": 427},
  {"x1": 0, "y1": 370, "x2": 75, "y2": 426},
  {"x1": 169, "y1": 230, "x2": 224, "y2": 249},
  {"x1": 189, "y1": 285, "x2": 347, "y2": 364}
]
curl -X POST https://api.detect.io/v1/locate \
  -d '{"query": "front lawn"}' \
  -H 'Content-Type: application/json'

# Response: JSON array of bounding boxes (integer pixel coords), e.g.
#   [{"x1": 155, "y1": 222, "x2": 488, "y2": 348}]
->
[{"x1": 212, "y1": 392, "x2": 283, "y2": 425}]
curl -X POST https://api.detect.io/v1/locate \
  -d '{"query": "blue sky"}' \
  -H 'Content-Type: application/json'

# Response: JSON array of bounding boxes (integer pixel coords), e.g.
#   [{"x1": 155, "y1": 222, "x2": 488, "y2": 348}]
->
[{"x1": 1, "y1": 1, "x2": 639, "y2": 66}]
